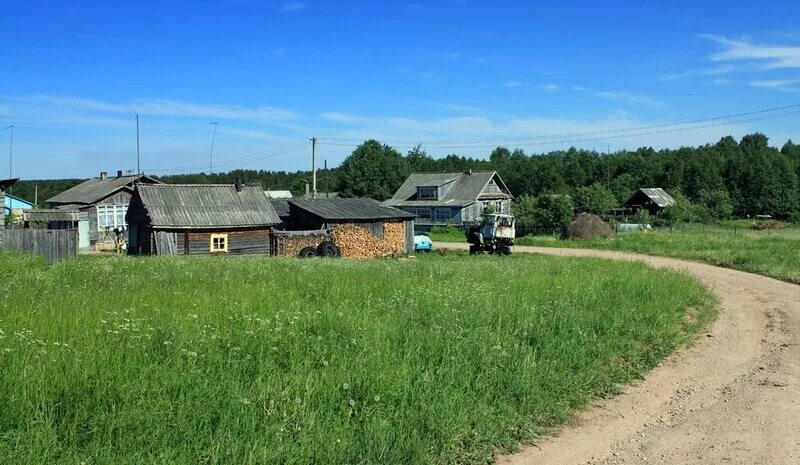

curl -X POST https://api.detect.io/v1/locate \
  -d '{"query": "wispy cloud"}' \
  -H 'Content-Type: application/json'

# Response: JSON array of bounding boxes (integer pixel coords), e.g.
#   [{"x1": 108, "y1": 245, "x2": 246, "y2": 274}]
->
[
  {"x1": 704, "y1": 34, "x2": 800, "y2": 69},
  {"x1": 571, "y1": 87, "x2": 665, "y2": 107},
  {"x1": 503, "y1": 80, "x2": 528, "y2": 88},
  {"x1": 281, "y1": 2, "x2": 307, "y2": 12},
  {"x1": 749, "y1": 79, "x2": 799, "y2": 92},
  {"x1": 541, "y1": 84, "x2": 560, "y2": 92},
  {"x1": 660, "y1": 64, "x2": 737, "y2": 81},
  {"x1": 320, "y1": 112, "x2": 369, "y2": 124},
  {"x1": 8, "y1": 95, "x2": 299, "y2": 121}
]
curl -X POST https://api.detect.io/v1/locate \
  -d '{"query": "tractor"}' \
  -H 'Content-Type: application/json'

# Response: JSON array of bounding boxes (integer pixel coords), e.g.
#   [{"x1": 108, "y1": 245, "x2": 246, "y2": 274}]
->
[{"x1": 465, "y1": 213, "x2": 515, "y2": 255}]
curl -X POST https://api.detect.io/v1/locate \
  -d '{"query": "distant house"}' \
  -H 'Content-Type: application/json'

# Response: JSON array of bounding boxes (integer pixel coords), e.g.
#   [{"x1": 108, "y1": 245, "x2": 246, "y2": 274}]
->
[
  {"x1": 264, "y1": 190, "x2": 293, "y2": 199},
  {"x1": 46, "y1": 171, "x2": 160, "y2": 248},
  {"x1": 621, "y1": 188, "x2": 675, "y2": 216},
  {"x1": 126, "y1": 182, "x2": 280, "y2": 256},
  {"x1": 385, "y1": 170, "x2": 513, "y2": 227},
  {"x1": 0, "y1": 178, "x2": 19, "y2": 249},
  {"x1": 3, "y1": 193, "x2": 34, "y2": 214}
]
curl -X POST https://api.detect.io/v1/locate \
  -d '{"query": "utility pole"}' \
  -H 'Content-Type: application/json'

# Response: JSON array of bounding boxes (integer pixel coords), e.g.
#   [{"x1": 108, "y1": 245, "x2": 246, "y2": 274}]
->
[
  {"x1": 34, "y1": 183, "x2": 38, "y2": 207},
  {"x1": 310, "y1": 137, "x2": 317, "y2": 199},
  {"x1": 1, "y1": 125, "x2": 13, "y2": 179},
  {"x1": 209, "y1": 122, "x2": 218, "y2": 174},
  {"x1": 135, "y1": 114, "x2": 141, "y2": 175},
  {"x1": 606, "y1": 145, "x2": 611, "y2": 187},
  {"x1": 324, "y1": 159, "x2": 328, "y2": 198}
]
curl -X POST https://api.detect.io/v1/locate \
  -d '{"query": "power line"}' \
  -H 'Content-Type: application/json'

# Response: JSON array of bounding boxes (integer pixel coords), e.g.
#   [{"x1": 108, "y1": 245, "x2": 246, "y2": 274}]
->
[
  {"x1": 316, "y1": 103, "x2": 800, "y2": 147},
  {"x1": 145, "y1": 139, "x2": 309, "y2": 174},
  {"x1": 316, "y1": 107, "x2": 800, "y2": 150}
]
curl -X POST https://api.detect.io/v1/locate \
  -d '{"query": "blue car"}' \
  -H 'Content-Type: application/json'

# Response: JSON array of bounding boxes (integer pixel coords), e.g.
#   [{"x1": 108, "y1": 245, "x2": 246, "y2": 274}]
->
[{"x1": 414, "y1": 234, "x2": 433, "y2": 252}]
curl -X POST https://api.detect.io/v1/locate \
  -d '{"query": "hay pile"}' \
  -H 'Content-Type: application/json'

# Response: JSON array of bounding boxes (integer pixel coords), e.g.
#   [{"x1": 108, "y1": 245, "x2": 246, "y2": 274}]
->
[
  {"x1": 565, "y1": 213, "x2": 614, "y2": 240},
  {"x1": 752, "y1": 219, "x2": 786, "y2": 230},
  {"x1": 331, "y1": 221, "x2": 405, "y2": 259}
]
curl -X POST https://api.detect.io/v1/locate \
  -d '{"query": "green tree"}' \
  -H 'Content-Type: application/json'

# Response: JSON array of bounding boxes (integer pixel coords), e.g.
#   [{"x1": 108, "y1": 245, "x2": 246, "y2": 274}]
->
[
  {"x1": 661, "y1": 190, "x2": 696, "y2": 227},
  {"x1": 337, "y1": 140, "x2": 409, "y2": 200},
  {"x1": 573, "y1": 183, "x2": 617, "y2": 214},
  {"x1": 699, "y1": 189, "x2": 733, "y2": 220},
  {"x1": 531, "y1": 194, "x2": 574, "y2": 230},
  {"x1": 511, "y1": 194, "x2": 538, "y2": 226}
]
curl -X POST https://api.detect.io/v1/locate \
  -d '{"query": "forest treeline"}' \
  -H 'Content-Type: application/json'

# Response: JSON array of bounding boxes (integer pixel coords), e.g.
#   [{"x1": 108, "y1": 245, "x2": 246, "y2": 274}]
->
[{"x1": 12, "y1": 133, "x2": 800, "y2": 220}]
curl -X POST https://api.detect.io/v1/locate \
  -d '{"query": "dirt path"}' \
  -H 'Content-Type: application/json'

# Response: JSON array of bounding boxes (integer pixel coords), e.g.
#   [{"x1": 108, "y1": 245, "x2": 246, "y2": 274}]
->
[{"x1": 438, "y1": 243, "x2": 800, "y2": 465}]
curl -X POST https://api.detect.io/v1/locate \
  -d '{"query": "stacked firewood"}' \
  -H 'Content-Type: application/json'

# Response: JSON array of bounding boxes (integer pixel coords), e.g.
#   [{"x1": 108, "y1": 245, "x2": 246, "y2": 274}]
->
[
  {"x1": 276, "y1": 234, "x2": 328, "y2": 256},
  {"x1": 331, "y1": 221, "x2": 405, "y2": 259}
]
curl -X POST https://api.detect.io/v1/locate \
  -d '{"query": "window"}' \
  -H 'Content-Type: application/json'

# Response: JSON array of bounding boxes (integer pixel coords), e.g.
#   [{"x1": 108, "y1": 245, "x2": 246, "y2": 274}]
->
[
  {"x1": 210, "y1": 233, "x2": 228, "y2": 253},
  {"x1": 434, "y1": 208, "x2": 451, "y2": 221},
  {"x1": 405, "y1": 207, "x2": 431, "y2": 219},
  {"x1": 97, "y1": 204, "x2": 128, "y2": 229},
  {"x1": 417, "y1": 187, "x2": 437, "y2": 200}
]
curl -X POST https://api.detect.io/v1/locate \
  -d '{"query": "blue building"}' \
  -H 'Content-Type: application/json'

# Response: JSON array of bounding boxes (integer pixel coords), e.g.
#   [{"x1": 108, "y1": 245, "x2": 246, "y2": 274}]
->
[{"x1": 3, "y1": 193, "x2": 34, "y2": 214}]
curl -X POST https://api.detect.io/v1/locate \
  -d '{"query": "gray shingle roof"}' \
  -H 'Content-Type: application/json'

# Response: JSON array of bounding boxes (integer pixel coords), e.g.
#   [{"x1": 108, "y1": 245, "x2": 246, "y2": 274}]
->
[
  {"x1": 386, "y1": 171, "x2": 511, "y2": 208},
  {"x1": 134, "y1": 184, "x2": 280, "y2": 228},
  {"x1": 47, "y1": 175, "x2": 159, "y2": 205},
  {"x1": 289, "y1": 198, "x2": 415, "y2": 221}
]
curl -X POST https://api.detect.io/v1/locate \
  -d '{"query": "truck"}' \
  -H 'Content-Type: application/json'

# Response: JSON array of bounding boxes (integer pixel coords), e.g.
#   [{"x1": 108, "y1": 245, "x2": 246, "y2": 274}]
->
[{"x1": 465, "y1": 213, "x2": 515, "y2": 255}]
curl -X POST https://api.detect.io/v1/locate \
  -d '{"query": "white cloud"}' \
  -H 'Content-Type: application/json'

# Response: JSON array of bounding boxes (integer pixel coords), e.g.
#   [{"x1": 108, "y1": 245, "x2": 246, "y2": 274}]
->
[
  {"x1": 320, "y1": 112, "x2": 368, "y2": 124},
  {"x1": 8, "y1": 95, "x2": 299, "y2": 121},
  {"x1": 660, "y1": 65, "x2": 737, "y2": 81},
  {"x1": 712, "y1": 78, "x2": 733, "y2": 86},
  {"x1": 704, "y1": 34, "x2": 800, "y2": 69},
  {"x1": 749, "y1": 79, "x2": 799, "y2": 92},
  {"x1": 571, "y1": 86, "x2": 665, "y2": 108},
  {"x1": 281, "y1": 2, "x2": 307, "y2": 12},
  {"x1": 503, "y1": 80, "x2": 528, "y2": 88},
  {"x1": 541, "y1": 84, "x2": 560, "y2": 92}
]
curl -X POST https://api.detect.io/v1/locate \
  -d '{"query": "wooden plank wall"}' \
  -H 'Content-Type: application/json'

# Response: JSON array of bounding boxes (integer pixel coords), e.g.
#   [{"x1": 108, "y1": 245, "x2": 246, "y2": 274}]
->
[
  {"x1": 172, "y1": 229, "x2": 272, "y2": 256},
  {"x1": 1, "y1": 229, "x2": 79, "y2": 263},
  {"x1": 404, "y1": 220, "x2": 414, "y2": 254},
  {"x1": 153, "y1": 231, "x2": 179, "y2": 256}
]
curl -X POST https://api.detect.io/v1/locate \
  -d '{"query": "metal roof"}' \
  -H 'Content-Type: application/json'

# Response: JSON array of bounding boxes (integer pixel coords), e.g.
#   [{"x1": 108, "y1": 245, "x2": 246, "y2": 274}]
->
[
  {"x1": 46, "y1": 174, "x2": 160, "y2": 205},
  {"x1": 389, "y1": 171, "x2": 511, "y2": 206},
  {"x1": 383, "y1": 199, "x2": 476, "y2": 208},
  {"x1": 289, "y1": 198, "x2": 416, "y2": 221},
  {"x1": 624, "y1": 188, "x2": 676, "y2": 208},
  {"x1": 133, "y1": 184, "x2": 280, "y2": 228},
  {"x1": 269, "y1": 198, "x2": 291, "y2": 218},
  {"x1": 264, "y1": 190, "x2": 293, "y2": 199}
]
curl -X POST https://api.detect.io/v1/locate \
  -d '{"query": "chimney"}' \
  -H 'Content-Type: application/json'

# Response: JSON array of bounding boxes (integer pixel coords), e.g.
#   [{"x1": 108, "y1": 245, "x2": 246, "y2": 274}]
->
[
  {"x1": 305, "y1": 181, "x2": 310, "y2": 198},
  {"x1": 99, "y1": 171, "x2": 108, "y2": 180},
  {"x1": 235, "y1": 178, "x2": 243, "y2": 192},
  {"x1": 116, "y1": 170, "x2": 123, "y2": 178}
]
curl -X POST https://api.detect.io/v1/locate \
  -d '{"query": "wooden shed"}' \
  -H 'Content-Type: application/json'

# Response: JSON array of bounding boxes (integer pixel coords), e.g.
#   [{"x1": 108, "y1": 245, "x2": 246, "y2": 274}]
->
[
  {"x1": 126, "y1": 183, "x2": 280, "y2": 256},
  {"x1": 282, "y1": 198, "x2": 416, "y2": 258},
  {"x1": 621, "y1": 188, "x2": 676, "y2": 216}
]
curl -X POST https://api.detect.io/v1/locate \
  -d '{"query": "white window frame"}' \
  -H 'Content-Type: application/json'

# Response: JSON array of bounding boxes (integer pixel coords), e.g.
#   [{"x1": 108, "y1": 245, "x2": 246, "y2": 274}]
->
[
  {"x1": 210, "y1": 233, "x2": 228, "y2": 253},
  {"x1": 97, "y1": 204, "x2": 129, "y2": 229}
]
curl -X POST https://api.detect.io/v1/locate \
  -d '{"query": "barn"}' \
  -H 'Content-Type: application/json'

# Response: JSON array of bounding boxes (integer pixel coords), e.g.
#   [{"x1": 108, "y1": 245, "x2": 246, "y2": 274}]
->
[
  {"x1": 621, "y1": 188, "x2": 676, "y2": 216},
  {"x1": 126, "y1": 182, "x2": 280, "y2": 256},
  {"x1": 275, "y1": 198, "x2": 416, "y2": 258}
]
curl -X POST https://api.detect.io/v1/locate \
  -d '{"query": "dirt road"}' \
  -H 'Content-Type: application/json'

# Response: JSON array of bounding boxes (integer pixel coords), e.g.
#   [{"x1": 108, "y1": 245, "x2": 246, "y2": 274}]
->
[{"x1": 438, "y1": 243, "x2": 800, "y2": 465}]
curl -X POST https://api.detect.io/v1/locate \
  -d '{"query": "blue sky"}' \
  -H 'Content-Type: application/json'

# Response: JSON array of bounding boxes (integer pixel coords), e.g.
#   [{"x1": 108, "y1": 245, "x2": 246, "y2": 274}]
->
[{"x1": 1, "y1": 0, "x2": 799, "y2": 179}]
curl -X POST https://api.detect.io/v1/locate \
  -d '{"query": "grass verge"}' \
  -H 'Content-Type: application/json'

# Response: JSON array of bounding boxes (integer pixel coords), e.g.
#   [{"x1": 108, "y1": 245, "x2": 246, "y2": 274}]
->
[
  {"x1": 516, "y1": 226, "x2": 800, "y2": 284},
  {"x1": 0, "y1": 252, "x2": 715, "y2": 464}
]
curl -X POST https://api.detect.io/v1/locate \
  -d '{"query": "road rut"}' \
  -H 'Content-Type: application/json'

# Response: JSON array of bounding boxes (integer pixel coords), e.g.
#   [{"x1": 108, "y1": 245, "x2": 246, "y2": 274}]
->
[{"x1": 437, "y1": 243, "x2": 800, "y2": 465}]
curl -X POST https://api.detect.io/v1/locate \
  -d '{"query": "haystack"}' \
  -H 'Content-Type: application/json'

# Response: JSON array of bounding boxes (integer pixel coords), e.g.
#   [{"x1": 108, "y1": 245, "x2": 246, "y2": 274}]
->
[{"x1": 565, "y1": 213, "x2": 614, "y2": 240}]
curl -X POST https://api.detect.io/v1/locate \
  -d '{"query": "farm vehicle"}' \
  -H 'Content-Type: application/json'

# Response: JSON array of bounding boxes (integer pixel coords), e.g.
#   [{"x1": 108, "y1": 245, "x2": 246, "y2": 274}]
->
[{"x1": 465, "y1": 213, "x2": 515, "y2": 255}]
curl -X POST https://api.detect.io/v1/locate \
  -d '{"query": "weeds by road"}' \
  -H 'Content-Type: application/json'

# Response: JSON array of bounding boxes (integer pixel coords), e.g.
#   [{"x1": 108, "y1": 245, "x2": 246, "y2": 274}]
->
[
  {"x1": 516, "y1": 226, "x2": 800, "y2": 284},
  {"x1": 0, "y1": 252, "x2": 714, "y2": 464}
]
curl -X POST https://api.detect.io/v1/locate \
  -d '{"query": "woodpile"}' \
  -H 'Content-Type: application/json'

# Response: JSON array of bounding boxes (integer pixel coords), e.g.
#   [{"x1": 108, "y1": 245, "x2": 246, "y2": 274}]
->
[
  {"x1": 275, "y1": 232, "x2": 329, "y2": 257},
  {"x1": 331, "y1": 221, "x2": 405, "y2": 259}
]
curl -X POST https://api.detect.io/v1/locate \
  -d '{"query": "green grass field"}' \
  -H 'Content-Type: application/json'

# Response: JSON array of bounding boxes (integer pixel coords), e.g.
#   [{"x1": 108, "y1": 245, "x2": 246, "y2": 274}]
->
[
  {"x1": 516, "y1": 226, "x2": 800, "y2": 284},
  {"x1": 425, "y1": 225, "x2": 467, "y2": 243},
  {"x1": 0, "y1": 252, "x2": 715, "y2": 464}
]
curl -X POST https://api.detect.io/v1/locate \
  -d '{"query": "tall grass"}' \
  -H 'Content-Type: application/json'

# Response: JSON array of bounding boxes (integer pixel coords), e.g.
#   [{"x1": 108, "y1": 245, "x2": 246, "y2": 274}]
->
[
  {"x1": 516, "y1": 226, "x2": 800, "y2": 283},
  {"x1": 0, "y1": 252, "x2": 715, "y2": 464}
]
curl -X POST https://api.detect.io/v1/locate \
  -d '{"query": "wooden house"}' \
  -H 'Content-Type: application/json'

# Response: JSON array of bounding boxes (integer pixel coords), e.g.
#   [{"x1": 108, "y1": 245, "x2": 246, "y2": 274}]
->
[
  {"x1": 385, "y1": 170, "x2": 512, "y2": 228},
  {"x1": 621, "y1": 188, "x2": 675, "y2": 216},
  {"x1": 126, "y1": 182, "x2": 280, "y2": 256},
  {"x1": 46, "y1": 171, "x2": 160, "y2": 249},
  {"x1": 281, "y1": 198, "x2": 416, "y2": 257}
]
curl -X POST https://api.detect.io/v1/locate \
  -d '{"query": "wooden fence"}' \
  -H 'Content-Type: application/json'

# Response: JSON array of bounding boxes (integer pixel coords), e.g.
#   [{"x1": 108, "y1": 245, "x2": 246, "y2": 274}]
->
[{"x1": 1, "y1": 228, "x2": 79, "y2": 263}]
